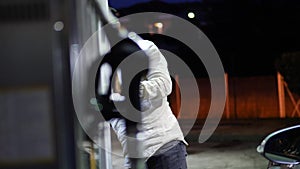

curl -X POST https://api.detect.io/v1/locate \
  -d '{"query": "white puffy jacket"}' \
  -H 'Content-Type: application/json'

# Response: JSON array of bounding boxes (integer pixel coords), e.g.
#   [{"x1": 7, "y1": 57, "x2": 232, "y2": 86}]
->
[{"x1": 110, "y1": 40, "x2": 187, "y2": 165}]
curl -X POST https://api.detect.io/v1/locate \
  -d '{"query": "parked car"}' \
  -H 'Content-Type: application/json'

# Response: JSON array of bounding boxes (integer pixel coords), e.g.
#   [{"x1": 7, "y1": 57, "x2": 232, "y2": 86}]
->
[{"x1": 257, "y1": 125, "x2": 300, "y2": 169}]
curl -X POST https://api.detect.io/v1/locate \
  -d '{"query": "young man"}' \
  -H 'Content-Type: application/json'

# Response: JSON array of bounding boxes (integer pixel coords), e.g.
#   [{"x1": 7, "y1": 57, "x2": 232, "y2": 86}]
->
[{"x1": 109, "y1": 40, "x2": 188, "y2": 169}]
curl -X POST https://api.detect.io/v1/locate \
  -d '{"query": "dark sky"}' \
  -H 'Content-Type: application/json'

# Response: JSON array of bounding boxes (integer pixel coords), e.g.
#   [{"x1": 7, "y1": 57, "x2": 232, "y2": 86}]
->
[
  {"x1": 108, "y1": 0, "x2": 300, "y2": 76},
  {"x1": 109, "y1": 0, "x2": 202, "y2": 9}
]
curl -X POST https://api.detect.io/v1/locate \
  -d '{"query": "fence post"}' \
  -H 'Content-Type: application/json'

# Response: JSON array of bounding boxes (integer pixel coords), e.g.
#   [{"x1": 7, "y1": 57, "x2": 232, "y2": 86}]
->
[
  {"x1": 174, "y1": 74, "x2": 181, "y2": 118},
  {"x1": 225, "y1": 73, "x2": 230, "y2": 119},
  {"x1": 277, "y1": 72, "x2": 286, "y2": 118}
]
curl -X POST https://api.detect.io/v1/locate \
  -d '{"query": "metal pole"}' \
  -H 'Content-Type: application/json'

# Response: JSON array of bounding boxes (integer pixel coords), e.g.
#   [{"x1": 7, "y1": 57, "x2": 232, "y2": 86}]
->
[{"x1": 98, "y1": 122, "x2": 112, "y2": 169}]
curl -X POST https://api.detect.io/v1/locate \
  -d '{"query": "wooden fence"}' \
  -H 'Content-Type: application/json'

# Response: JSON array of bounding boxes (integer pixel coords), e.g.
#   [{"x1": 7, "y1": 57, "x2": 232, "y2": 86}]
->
[{"x1": 169, "y1": 74, "x2": 300, "y2": 119}]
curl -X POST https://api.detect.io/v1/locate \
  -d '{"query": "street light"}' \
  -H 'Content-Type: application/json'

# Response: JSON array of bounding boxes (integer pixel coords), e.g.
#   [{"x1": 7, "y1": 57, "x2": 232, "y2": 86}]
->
[{"x1": 188, "y1": 12, "x2": 195, "y2": 19}]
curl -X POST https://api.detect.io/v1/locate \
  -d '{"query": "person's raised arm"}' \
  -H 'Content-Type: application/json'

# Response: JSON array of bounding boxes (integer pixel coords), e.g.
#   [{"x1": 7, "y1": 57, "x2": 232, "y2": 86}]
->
[{"x1": 139, "y1": 40, "x2": 172, "y2": 100}]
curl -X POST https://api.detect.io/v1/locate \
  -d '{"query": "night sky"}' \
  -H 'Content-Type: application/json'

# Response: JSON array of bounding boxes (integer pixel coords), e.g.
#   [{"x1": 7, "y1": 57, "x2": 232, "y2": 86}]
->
[
  {"x1": 108, "y1": 0, "x2": 300, "y2": 77},
  {"x1": 109, "y1": 0, "x2": 202, "y2": 9}
]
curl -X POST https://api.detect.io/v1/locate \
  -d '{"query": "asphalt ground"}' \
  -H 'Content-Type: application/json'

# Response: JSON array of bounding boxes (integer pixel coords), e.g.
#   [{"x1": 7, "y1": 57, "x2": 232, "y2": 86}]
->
[{"x1": 110, "y1": 118, "x2": 300, "y2": 169}]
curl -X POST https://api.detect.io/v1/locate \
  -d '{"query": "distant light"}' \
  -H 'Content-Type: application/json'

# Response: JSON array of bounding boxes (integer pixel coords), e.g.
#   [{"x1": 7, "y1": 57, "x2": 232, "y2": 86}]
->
[
  {"x1": 53, "y1": 21, "x2": 64, "y2": 31},
  {"x1": 188, "y1": 12, "x2": 195, "y2": 19},
  {"x1": 154, "y1": 22, "x2": 163, "y2": 29}
]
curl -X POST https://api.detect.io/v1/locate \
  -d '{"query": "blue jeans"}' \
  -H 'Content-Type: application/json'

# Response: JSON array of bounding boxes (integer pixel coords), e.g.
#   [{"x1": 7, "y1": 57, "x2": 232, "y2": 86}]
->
[{"x1": 146, "y1": 141, "x2": 188, "y2": 169}]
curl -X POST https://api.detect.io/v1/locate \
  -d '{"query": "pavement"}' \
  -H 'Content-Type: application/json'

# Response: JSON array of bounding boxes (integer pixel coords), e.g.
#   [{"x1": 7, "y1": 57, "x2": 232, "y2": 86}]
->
[
  {"x1": 184, "y1": 118, "x2": 300, "y2": 143},
  {"x1": 186, "y1": 141, "x2": 268, "y2": 169},
  {"x1": 110, "y1": 118, "x2": 300, "y2": 169}
]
